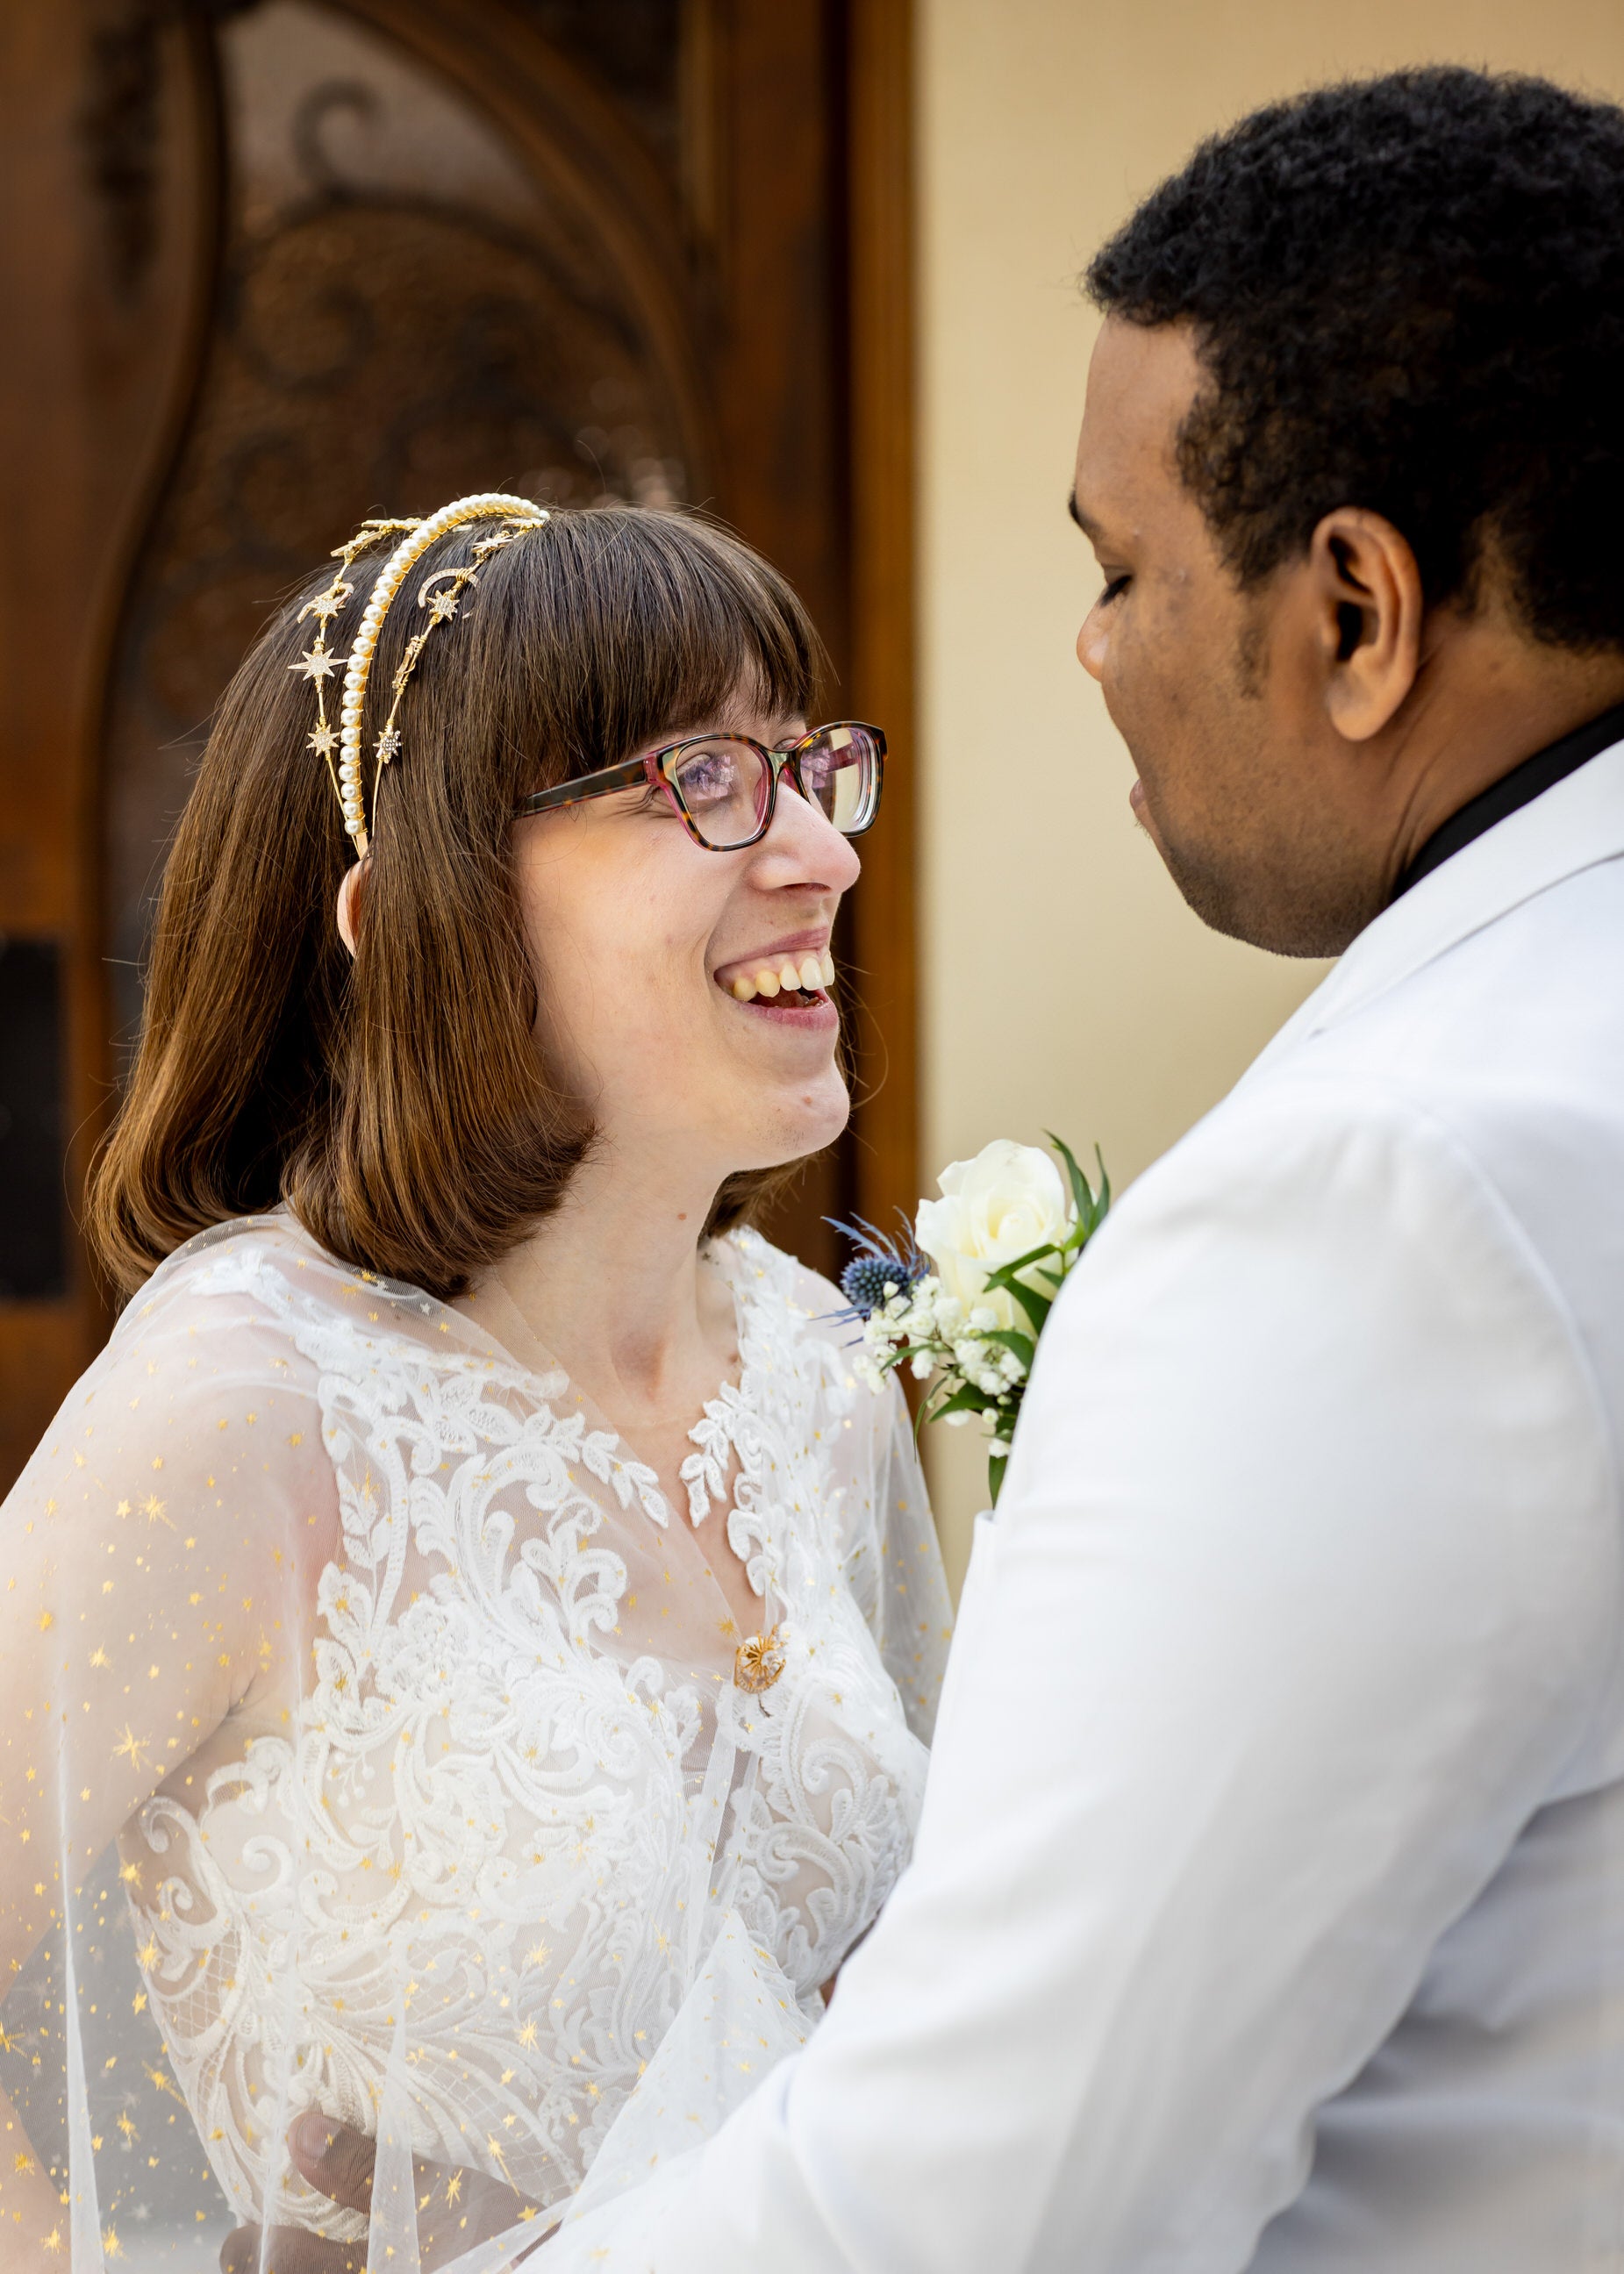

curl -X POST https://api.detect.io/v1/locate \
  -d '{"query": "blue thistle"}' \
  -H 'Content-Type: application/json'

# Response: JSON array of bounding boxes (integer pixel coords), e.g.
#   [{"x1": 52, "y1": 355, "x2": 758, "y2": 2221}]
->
[{"x1": 824, "y1": 1214, "x2": 928, "y2": 1323}]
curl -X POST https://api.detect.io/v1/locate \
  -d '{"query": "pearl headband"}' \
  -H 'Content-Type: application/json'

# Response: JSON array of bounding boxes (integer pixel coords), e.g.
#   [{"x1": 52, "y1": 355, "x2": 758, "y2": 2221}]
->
[{"x1": 290, "y1": 492, "x2": 550, "y2": 858}]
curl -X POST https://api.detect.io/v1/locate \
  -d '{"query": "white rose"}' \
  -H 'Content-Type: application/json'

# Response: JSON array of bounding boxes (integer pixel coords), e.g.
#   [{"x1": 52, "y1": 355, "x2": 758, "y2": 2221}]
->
[{"x1": 915, "y1": 1140, "x2": 1074, "y2": 1336}]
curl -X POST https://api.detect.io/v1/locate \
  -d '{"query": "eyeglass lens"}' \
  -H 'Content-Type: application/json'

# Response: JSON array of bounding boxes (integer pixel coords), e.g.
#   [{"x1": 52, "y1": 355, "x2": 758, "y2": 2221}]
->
[{"x1": 669, "y1": 726, "x2": 878, "y2": 848}]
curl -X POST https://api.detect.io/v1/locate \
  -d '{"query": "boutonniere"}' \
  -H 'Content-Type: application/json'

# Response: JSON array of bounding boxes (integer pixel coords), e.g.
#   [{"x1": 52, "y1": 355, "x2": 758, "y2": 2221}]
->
[{"x1": 833, "y1": 1135, "x2": 1109, "y2": 1506}]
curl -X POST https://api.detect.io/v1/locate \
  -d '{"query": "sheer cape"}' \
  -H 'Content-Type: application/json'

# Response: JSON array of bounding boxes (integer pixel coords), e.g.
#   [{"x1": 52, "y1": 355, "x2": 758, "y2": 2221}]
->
[{"x1": 0, "y1": 1213, "x2": 948, "y2": 2269}]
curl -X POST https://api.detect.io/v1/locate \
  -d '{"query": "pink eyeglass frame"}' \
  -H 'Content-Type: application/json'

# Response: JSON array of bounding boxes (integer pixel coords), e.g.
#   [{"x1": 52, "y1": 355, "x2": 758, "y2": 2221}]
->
[{"x1": 513, "y1": 719, "x2": 885, "y2": 851}]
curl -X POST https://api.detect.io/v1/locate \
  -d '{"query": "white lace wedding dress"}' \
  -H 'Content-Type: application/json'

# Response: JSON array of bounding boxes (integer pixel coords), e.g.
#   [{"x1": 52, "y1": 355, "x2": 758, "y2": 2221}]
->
[{"x1": 1, "y1": 1213, "x2": 948, "y2": 2269}]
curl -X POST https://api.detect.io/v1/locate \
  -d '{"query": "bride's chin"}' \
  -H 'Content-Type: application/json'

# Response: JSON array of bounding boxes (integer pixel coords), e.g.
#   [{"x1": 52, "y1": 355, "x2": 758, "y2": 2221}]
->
[{"x1": 728, "y1": 1078, "x2": 850, "y2": 1168}]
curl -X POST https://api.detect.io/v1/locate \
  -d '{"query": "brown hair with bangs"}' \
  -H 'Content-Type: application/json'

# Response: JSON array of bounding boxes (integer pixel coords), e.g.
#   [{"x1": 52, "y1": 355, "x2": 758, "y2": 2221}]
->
[{"x1": 86, "y1": 503, "x2": 823, "y2": 1303}]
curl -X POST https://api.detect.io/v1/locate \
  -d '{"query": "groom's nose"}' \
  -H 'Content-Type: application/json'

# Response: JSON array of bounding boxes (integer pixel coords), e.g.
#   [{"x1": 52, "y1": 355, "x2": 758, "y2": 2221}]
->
[{"x1": 1077, "y1": 604, "x2": 1110, "y2": 683}]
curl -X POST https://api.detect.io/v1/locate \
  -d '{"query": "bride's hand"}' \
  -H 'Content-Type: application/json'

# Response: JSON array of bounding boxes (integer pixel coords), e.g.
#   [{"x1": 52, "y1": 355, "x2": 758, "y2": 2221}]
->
[{"x1": 218, "y1": 2113, "x2": 550, "y2": 2271}]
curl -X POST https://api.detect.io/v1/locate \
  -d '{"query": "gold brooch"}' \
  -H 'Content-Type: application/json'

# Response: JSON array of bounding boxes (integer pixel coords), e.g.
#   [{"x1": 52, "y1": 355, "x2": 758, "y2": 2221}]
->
[{"x1": 733, "y1": 1626, "x2": 786, "y2": 1693}]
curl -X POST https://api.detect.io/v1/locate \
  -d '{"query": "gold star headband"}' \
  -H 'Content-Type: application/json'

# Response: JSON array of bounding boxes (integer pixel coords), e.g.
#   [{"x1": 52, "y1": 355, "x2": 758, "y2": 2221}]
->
[{"x1": 291, "y1": 492, "x2": 550, "y2": 858}]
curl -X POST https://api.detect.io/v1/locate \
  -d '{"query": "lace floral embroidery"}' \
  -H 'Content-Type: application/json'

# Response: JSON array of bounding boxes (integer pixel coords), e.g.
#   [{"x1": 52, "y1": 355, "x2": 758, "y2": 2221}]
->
[{"x1": 113, "y1": 1224, "x2": 942, "y2": 2237}]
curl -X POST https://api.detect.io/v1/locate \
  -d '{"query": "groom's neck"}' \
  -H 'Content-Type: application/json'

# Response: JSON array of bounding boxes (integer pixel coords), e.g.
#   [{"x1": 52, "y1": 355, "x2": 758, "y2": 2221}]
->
[{"x1": 1370, "y1": 605, "x2": 1624, "y2": 892}]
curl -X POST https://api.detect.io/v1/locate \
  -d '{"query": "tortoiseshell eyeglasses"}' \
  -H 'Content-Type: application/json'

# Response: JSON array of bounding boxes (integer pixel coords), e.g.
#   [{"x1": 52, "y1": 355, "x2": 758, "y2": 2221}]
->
[{"x1": 514, "y1": 720, "x2": 885, "y2": 852}]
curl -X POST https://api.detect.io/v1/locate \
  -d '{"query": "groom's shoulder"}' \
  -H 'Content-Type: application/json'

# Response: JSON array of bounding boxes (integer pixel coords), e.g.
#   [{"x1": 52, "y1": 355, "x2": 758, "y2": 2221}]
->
[
  {"x1": 1110, "y1": 869, "x2": 1624, "y2": 1362},
  {"x1": 1248, "y1": 859, "x2": 1624, "y2": 1224},
  {"x1": 1325, "y1": 854, "x2": 1624, "y2": 1104},
  {"x1": 1117, "y1": 1065, "x2": 1506, "y2": 1264},
  {"x1": 1071, "y1": 1066, "x2": 1601, "y2": 1444}
]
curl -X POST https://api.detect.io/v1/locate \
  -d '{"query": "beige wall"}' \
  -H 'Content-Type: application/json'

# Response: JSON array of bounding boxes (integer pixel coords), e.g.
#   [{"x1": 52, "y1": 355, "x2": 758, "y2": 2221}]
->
[{"x1": 916, "y1": 0, "x2": 1624, "y2": 1584}]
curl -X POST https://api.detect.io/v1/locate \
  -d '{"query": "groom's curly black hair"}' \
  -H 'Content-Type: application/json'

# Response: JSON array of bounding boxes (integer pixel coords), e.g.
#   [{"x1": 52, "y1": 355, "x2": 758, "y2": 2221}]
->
[{"x1": 1086, "y1": 68, "x2": 1624, "y2": 654}]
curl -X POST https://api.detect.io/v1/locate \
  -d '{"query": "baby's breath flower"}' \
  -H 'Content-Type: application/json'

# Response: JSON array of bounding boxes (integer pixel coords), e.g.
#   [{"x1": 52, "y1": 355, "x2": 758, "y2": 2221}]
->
[
  {"x1": 854, "y1": 1359, "x2": 883, "y2": 1394},
  {"x1": 904, "y1": 1280, "x2": 942, "y2": 1333}
]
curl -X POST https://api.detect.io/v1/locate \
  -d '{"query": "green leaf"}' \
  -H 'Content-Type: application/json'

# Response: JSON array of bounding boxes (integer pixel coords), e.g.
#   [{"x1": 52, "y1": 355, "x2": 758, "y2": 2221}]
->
[
  {"x1": 980, "y1": 1244, "x2": 1063, "y2": 1334},
  {"x1": 995, "y1": 1280, "x2": 1052, "y2": 1335},
  {"x1": 1087, "y1": 1144, "x2": 1112, "y2": 1236},
  {"x1": 984, "y1": 1238, "x2": 1066, "y2": 1280},
  {"x1": 1046, "y1": 1130, "x2": 1112, "y2": 1241},
  {"x1": 1048, "y1": 1130, "x2": 1092, "y2": 1226},
  {"x1": 980, "y1": 1326, "x2": 1035, "y2": 1370},
  {"x1": 926, "y1": 1381, "x2": 994, "y2": 1425},
  {"x1": 987, "y1": 1452, "x2": 1008, "y2": 1507}
]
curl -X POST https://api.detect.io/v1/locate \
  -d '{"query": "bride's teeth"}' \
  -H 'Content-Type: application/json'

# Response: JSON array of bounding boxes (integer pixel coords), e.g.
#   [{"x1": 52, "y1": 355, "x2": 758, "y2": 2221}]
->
[
  {"x1": 755, "y1": 968, "x2": 781, "y2": 998},
  {"x1": 777, "y1": 962, "x2": 800, "y2": 991},
  {"x1": 798, "y1": 956, "x2": 822, "y2": 990},
  {"x1": 732, "y1": 974, "x2": 758, "y2": 1002},
  {"x1": 819, "y1": 950, "x2": 836, "y2": 986}
]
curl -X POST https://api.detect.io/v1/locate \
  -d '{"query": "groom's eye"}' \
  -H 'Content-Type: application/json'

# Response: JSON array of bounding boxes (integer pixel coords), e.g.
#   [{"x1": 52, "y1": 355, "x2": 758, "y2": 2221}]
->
[{"x1": 1098, "y1": 573, "x2": 1133, "y2": 605}]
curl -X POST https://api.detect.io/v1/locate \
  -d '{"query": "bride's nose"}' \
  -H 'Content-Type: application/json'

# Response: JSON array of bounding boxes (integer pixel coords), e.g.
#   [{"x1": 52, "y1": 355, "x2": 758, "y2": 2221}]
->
[{"x1": 754, "y1": 774, "x2": 863, "y2": 893}]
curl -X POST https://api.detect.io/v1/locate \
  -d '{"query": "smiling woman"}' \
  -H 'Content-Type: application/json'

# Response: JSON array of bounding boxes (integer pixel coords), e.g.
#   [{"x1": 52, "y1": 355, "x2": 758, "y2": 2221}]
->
[
  {"x1": 0, "y1": 499, "x2": 949, "y2": 2269},
  {"x1": 89, "y1": 503, "x2": 843, "y2": 1303}
]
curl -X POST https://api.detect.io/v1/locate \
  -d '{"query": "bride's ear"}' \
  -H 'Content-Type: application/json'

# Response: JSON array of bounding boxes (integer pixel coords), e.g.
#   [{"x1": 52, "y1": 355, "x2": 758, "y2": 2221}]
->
[{"x1": 335, "y1": 856, "x2": 369, "y2": 959}]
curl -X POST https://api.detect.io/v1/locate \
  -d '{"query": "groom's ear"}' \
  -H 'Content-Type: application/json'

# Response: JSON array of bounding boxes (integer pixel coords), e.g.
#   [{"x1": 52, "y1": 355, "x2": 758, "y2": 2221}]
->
[{"x1": 1302, "y1": 506, "x2": 1425, "y2": 743}]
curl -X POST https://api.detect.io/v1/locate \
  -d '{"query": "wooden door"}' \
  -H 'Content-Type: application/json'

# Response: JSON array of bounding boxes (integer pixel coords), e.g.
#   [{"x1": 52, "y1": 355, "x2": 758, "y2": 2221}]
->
[{"x1": 0, "y1": 0, "x2": 916, "y2": 1482}]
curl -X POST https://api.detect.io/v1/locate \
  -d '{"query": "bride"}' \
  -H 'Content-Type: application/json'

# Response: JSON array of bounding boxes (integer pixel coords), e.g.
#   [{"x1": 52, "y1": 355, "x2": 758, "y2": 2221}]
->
[{"x1": 0, "y1": 495, "x2": 949, "y2": 2270}]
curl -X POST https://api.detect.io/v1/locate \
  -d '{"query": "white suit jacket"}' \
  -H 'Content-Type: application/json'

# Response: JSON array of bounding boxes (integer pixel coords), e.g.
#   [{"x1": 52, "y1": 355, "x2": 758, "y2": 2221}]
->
[{"x1": 562, "y1": 741, "x2": 1624, "y2": 2271}]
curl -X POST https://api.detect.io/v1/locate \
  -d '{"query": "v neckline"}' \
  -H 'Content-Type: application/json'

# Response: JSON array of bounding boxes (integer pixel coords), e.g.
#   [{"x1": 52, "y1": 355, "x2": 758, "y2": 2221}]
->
[{"x1": 455, "y1": 1234, "x2": 753, "y2": 1533}]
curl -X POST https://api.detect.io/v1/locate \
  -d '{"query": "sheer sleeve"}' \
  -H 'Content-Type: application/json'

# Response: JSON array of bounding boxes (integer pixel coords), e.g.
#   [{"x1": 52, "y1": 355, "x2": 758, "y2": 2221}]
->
[
  {"x1": 0, "y1": 1222, "x2": 331, "y2": 2265},
  {"x1": 783, "y1": 1259, "x2": 952, "y2": 1741},
  {"x1": 834, "y1": 1379, "x2": 951, "y2": 1742}
]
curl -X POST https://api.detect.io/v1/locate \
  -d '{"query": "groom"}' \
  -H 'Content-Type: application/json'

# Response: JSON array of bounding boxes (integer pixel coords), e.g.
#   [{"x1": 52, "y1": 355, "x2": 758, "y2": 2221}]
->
[{"x1": 233, "y1": 67, "x2": 1624, "y2": 2272}]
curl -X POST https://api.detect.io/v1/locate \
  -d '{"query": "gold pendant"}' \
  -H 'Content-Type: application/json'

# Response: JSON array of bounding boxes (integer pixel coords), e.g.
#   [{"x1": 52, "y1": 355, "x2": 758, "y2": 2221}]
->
[{"x1": 733, "y1": 1625, "x2": 786, "y2": 1693}]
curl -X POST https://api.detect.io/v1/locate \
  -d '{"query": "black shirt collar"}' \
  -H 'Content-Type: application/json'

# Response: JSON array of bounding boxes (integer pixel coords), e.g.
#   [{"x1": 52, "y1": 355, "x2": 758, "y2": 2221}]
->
[{"x1": 1389, "y1": 699, "x2": 1624, "y2": 903}]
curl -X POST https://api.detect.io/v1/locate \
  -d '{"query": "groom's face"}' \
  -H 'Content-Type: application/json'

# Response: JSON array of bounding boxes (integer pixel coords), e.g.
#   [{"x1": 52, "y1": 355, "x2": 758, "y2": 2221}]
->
[{"x1": 1071, "y1": 318, "x2": 1371, "y2": 955}]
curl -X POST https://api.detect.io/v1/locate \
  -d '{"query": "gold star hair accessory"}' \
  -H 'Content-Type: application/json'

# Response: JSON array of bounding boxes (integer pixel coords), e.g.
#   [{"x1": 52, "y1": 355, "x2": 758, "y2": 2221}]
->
[
  {"x1": 335, "y1": 492, "x2": 550, "y2": 857},
  {"x1": 294, "y1": 518, "x2": 423, "y2": 812}
]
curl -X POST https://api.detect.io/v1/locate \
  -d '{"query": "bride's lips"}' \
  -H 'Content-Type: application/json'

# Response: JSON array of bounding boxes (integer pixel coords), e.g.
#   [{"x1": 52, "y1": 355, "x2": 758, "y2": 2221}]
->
[
  {"x1": 736, "y1": 990, "x2": 838, "y2": 1029},
  {"x1": 714, "y1": 933, "x2": 838, "y2": 1029}
]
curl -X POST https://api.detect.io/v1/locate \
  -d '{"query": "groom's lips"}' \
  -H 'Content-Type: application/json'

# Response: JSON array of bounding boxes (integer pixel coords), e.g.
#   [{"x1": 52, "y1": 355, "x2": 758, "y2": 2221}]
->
[{"x1": 1127, "y1": 776, "x2": 1171, "y2": 862}]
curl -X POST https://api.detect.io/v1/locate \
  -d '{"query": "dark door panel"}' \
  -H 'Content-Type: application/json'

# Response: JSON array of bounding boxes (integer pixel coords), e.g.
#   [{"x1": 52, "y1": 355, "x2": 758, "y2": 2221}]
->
[{"x1": 0, "y1": 0, "x2": 918, "y2": 1476}]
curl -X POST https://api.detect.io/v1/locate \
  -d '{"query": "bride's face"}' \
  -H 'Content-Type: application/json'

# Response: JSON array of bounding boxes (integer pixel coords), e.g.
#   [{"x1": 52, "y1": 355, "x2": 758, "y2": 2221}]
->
[{"x1": 512, "y1": 689, "x2": 861, "y2": 1180}]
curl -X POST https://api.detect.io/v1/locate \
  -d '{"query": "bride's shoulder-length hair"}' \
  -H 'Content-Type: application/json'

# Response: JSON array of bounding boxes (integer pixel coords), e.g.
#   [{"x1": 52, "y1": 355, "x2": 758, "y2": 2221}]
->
[{"x1": 88, "y1": 502, "x2": 822, "y2": 1305}]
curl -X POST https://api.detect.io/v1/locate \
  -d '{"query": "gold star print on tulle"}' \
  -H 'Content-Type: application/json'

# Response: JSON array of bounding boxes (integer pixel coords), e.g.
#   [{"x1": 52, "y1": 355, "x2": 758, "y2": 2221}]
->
[{"x1": 0, "y1": 1214, "x2": 949, "y2": 2267}]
